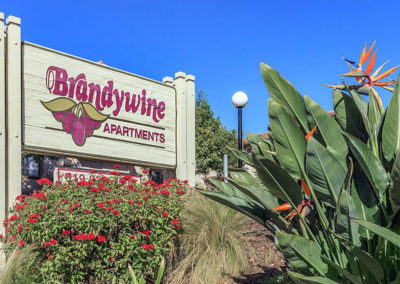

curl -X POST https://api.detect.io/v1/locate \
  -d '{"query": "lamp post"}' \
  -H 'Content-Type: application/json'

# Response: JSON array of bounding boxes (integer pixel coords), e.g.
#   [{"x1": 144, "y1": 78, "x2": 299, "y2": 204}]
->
[{"x1": 232, "y1": 91, "x2": 248, "y2": 168}]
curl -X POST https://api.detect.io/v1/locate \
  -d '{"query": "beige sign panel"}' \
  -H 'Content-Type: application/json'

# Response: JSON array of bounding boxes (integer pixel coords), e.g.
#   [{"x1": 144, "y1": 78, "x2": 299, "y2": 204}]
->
[{"x1": 22, "y1": 42, "x2": 176, "y2": 168}]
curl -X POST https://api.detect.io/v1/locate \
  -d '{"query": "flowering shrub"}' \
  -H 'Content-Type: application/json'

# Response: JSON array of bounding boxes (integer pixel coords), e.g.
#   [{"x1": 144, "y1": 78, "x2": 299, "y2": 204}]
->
[{"x1": 1, "y1": 171, "x2": 188, "y2": 283}]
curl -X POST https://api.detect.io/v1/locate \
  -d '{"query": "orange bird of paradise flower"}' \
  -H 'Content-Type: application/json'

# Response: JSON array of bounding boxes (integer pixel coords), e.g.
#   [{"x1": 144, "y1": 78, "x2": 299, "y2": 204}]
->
[
  {"x1": 273, "y1": 126, "x2": 317, "y2": 222},
  {"x1": 341, "y1": 41, "x2": 398, "y2": 92}
]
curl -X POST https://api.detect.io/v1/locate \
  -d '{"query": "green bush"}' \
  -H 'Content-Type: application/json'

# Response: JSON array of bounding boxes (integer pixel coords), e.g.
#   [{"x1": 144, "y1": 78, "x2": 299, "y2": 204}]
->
[{"x1": 1, "y1": 170, "x2": 188, "y2": 283}]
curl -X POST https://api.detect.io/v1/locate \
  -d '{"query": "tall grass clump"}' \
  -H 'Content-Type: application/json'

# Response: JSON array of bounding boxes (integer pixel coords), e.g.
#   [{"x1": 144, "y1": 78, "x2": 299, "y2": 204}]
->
[
  {"x1": 0, "y1": 245, "x2": 34, "y2": 284},
  {"x1": 167, "y1": 191, "x2": 247, "y2": 284}
]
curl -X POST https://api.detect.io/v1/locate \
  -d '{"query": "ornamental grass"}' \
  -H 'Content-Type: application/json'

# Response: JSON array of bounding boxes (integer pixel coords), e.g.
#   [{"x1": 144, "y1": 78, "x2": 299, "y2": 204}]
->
[
  {"x1": 166, "y1": 191, "x2": 247, "y2": 284},
  {"x1": 1, "y1": 169, "x2": 189, "y2": 283}
]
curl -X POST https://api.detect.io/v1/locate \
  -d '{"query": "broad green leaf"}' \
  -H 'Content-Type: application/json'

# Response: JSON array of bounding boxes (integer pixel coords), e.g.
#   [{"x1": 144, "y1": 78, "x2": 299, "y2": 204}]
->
[
  {"x1": 382, "y1": 75, "x2": 400, "y2": 162},
  {"x1": 306, "y1": 137, "x2": 347, "y2": 205},
  {"x1": 229, "y1": 168, "x2": 261, "y2": 187},
  {"x1": 269, "y1": 99, "x2": 307, "y2": 180},
  {"x1": 368, "y1": 90, "x2": 381, "y2": 135},
  {"x1": 390, "y1": 152, "x2": 400, "y2": 207},
  {"x1": 323, "y1": 257, "x2": 362, "y2": 284},
  {"x1": 288, "y1": 271, "x2": 339, "y2": 284},
  {"x1": 208, "y1": 178, "x2": 249, "y2": 200},
  {"x1": 343, "y1": 132, "x2": 389, "y2": 198},
  {"x1": 226, "y1": 147, "x2": 255, "y2": 167},
  {"x1": 352, "y1": 172, "x2": 380, "y2": 240},
  {"x1": 349, "y1": 245, "x2": 383, "y2": 283},
  {"x1": 353, "y1": 219, "x2": 400, "y2": 248},
  {"x1": 261, "y1": 62, "x2": 309, "y2": 133},
  {"x1": 253, "y1": 153, "x2": 303, "y2": 206},
  {"x1": 198, "y1": 190, "x2": 266, "y2": 226},
  {"x1": 276, "y1": 232, "x2": 328, "y2": 275},
  {"x1": 336, "y1": 190, "x2": 360, "y2": 246},
  {"x1": 333, "y1": 89, "x2": 364, "y2": 138},
  {"x1": 305, "y1": 95, "x2": 348, "y2": 159},
  {"x1": 227, "y1": 177, "x2": 279, "y2": 211},
  {"x1": 349, "y1": 88, "x2": 372, "y2": 138}
]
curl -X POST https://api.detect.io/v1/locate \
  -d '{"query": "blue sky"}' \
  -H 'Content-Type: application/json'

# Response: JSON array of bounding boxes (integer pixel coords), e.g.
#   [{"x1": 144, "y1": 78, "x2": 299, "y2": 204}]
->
[{"x1": 3, "y1": 0, "x2": 400, "y2": 134}]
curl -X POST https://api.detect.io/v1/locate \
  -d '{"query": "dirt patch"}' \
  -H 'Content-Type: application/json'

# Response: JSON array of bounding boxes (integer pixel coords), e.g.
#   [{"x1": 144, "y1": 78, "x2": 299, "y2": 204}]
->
[{"x1": 233, "y1": 219, "x2": 288, "y2": 283}]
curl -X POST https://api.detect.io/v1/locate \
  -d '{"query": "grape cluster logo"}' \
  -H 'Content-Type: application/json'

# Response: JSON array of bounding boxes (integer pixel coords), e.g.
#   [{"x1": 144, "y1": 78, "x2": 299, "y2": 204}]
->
[{"x1": 41, "y1": 98, "x2": 109, "y2": 146}]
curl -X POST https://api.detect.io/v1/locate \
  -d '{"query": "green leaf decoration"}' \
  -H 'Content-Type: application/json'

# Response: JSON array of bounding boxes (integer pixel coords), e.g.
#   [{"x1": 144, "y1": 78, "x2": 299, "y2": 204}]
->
[
  {"x1": 304, "y1": 95, "x2": 348, "y2": 159},
  {"x1": 382, "y1": 75, "x2": 400, "y2": 162},
  {"x1": 276, "y1": 232, "x2": 328, "y2": 276},
  {"x1": 332, "y1": 90, "x2": 364, "y2": 138},
  {"x1": 226, "y1": 147, "x2": 255, "y2": 166},
  {"x1": 261, "y1": 62, "x2": 309, "y2": 133},
  {"x1": 268, "y1": 99, "x2": 307, "y2": 180},
  {"x1": 306, "y1": 137, "x2": 347, "y2": 205},
  {"x1": 41, "y1": 98, "x2": 76, "y2": 112},
  {"x1": 390, "y1": 152, "x2": 400, "y2": 207},
  {"x1": 198, "y1": 190, "x2": 266, "y2": 226},
  {"x1": 343, "y1": 132, "x2": 389, "y2": 198},
  {"x1": 82, "y1": 103, "x2": 109, "y2": 121},
  {"x1": 336, "y1": 190, "x2": 360, "y2": 246},
  {"x1": 352, "y1": 219, "x2": 400, "y2": 248},
  {"x1": 288, "y1": 271, "x2": 340, "y2": 284},
  {"x1": 253, "y1": 153, "x2": 303, "y2": 206}
]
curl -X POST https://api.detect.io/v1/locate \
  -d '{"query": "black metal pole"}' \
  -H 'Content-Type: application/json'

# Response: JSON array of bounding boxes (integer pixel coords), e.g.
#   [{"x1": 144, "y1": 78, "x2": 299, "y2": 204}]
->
[{"x1": 238, "y1": 107, "x2": 243, "y2": 168}]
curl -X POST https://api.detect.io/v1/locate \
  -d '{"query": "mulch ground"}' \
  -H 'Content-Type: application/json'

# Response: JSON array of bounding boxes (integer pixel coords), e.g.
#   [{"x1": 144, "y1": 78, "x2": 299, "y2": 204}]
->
[{"x1": 232, "y1": 219, "x2": 288, "y2": 284}]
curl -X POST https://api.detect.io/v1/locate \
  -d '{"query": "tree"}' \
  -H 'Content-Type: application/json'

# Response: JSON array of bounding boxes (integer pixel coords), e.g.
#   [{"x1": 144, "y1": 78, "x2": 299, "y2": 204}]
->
[{"x1": 195, "y1": 90, "x2": 237, "y2": 176}]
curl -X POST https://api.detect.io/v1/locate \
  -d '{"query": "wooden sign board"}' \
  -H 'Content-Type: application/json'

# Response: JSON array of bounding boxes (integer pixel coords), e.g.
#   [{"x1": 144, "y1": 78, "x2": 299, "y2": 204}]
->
[
  {"x1": 22, "y1": 42, "x2": 176, "y2": 168},
  {"x1": 53, "y1": 167, "x2": 132, "y2": 184}
]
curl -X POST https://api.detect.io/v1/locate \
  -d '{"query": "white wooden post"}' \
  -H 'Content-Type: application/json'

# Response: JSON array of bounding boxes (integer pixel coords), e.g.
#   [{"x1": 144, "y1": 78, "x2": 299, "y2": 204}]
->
[
  {"x1": 6, "y1": 15, "x2": 22, "y2": 209},
  {"x1": 0, "y1": 13, "x2": 6, "y2": 232},
  {"x1": 174, "y1": 72, "x2": 187, "y2": 180},
  {"x1": 185, "y1": 75, "x2": 196, "y2": 185}
]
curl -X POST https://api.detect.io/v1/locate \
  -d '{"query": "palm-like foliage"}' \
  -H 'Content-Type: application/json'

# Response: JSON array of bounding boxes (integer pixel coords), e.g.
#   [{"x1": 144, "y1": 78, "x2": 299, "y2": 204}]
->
[{"x1": 200, "y1": 46, "x2": 400, "y2": 283}]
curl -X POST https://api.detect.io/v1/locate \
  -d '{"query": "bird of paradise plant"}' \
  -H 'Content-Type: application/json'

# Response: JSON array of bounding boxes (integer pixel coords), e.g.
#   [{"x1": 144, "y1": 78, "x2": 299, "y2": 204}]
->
[
  {"x1": 326, "y1": 42, "x2": 398, "y2": 112},
  {"x1": 200, "y1": 48, "x2": 400, "y2": 283}
]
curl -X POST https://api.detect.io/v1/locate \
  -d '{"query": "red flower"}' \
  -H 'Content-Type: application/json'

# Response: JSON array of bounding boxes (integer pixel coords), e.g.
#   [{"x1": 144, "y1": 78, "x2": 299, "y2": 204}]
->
[
  {"x1": 74, "y1": 233, "x2": 96, "y2": 241},
  {"x1": 90, "y1": 187, "x2": 98, "y2": 192},
  {"x1": 73, "y1": 202, "x2": 80, "y2": 207},
  {"x1": 84, "y1": 209, "x2": 91, "y2": 214},
  {"x1": 37, "y1": 178, "x2": 52, "y2": 186},
  {"x1": 143, "y1": 197, "x2": 149, "y2": 201},
  {"x1": 56, "y1": 209, "x2": 62, "y2": 212},
  {"x1": 111, "y1": 210, "x2": 120, "y2": 216},
  {"x1": 142, "y1": 243, "x2": 154, "y2": 250},
  {"x1": 62, "y1": 230, "x2": 71, "y2": 235},
  {"x1": 162, "y1": 212, "x2": 169, "y2": 217},
  {"x1": 172, "y1": 219, "x2": 180, "y2": 230},
  {"x1": 129, "y1": 235, "x2": 135, "y2": 239},
  {"x1": 160, "y1": 190, "x2": 170, "y2": 195},
  {"x1": 15, "y1": 195, "x2": 25, "y2": 202},
  {"x1": 18, "y1": 239, "x2": 24, "y2": 247},
  {"x1": 176, "y1": 190, "x2": 186, "y2": 195},
  {"x1": 44, "y1": 238, "x2": 57, "y2": 247},
  {"x1": 141, "y1": 230, "x2": 151, "y2": 237},
  {"x1": 0, "y1": 234, "x2": 3, "y2": 238},
  {"x1": 47, "y1": 252, "x2": 53, "y2": 260},
  {"x1": 28, "y1": 213, "x2": 40, "y2": 224},
  {"x1": 97, "y1": 202, "x2": 105, "y2": 208},
  {"x1": 114, "y1": 164, "x2": 120, "y2": 169},
  {"x1": 141, "y1": 169, "x2": 149, "y2": 174},
  {"x1": 90, "y1": 169, "x2": 97, "y2": 173},
  {"x1": 97, "y1": 235, "x2": 107, "y2": 243}
]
